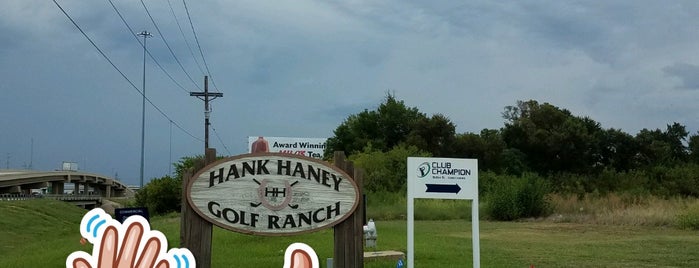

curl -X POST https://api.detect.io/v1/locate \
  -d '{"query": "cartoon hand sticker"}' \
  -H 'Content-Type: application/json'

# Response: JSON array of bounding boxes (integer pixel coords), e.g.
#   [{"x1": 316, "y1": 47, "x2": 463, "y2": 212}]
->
[
  {"x1": 68, "y1": 209, "x2": 319, "y2": 268},
  {"x1": 283, "y1": 243, "x2": 318, "y2": 268},
  {"x1": 66, "y1": 209, "x2": 195, "y2": 268}
]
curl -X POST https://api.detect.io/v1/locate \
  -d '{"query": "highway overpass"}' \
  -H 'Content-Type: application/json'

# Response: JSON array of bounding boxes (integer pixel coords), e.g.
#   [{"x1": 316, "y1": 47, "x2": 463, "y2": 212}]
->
[{"x1": 0, "y1": 170, "x2": 134, "y2": 198}]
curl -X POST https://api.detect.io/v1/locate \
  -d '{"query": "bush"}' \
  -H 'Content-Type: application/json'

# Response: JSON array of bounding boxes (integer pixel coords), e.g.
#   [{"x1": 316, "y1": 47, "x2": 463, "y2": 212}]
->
[
  {"x1": 135, "y1": 176, "x2": 182, "y2": 215},
  {"x1": 676, "y1": 203, "x2": 699, "y2": 230},
  {"x1": 663, "y1": 164, "x2": 699, "y2": 197},
  {"x1": 350, "y1": 144, "x2": 430, "y2": 193},
  {"x1": 485, "y1": 173, "x2": 551, "y2": 221}
]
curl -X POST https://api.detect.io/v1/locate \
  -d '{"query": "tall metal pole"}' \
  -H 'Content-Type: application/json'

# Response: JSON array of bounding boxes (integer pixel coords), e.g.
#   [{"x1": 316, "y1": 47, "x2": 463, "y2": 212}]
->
[{"x1": 138, "y1": 30, "x2": 152, "y2": 189}]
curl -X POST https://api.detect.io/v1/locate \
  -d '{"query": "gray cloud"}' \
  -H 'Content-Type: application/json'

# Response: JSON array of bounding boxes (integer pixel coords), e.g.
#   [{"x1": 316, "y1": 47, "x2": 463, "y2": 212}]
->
[
  {"x1": 663, "y1": 63, "x2": 699, "y2": 89},
  {"x1": 2, "y1": 0, "x2": 699, "y2": 184}
]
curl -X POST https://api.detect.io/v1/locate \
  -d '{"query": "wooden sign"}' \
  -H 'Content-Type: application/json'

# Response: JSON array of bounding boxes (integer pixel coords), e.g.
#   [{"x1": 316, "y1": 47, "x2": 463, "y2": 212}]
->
[{"x1": 186, "y1": 153, "x2": 360, "y2": 236}]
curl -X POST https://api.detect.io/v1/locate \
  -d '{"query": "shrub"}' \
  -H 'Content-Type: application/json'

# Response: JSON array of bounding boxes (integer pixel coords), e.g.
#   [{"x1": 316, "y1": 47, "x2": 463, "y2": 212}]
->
[
  {"x1": 676, "y1": 203, "x2": 699, "y2": 230},
  {"x1": 486, "y1": 178, "x2": 523, "y2": 221},
  {"x1": 518, "y1": 173, "x2": 552, "y2": 218},
  {"x1": 485, "y1": 173, "x2": 551, "y2": 221},
  {"x1": 350, "y1": 144, "x2": 430, "y2": 193},
  {"x1": 664, "y1": 164, "x2": 699, "y2": 197},
  {"x1": 135, "y1": 175, "x2": 181, "y2": 215}
]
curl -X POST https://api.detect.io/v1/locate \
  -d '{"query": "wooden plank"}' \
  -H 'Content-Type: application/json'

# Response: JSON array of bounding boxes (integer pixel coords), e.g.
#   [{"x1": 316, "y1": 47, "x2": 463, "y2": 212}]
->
[
  {"x1": 181, "y1": 149, "x2": 215, "y2": 268},
  {"x1": 333, "y1": 151, "x2": 347, "y2": 268},
  {"x1": 345, "y1": 161, "x2": 356, "y2": 268},
  {"x1": 333, "y1": 151, "x2": 364, "y2": 268},
  {"x1": 364, "y1": 251, "x2": 405, "y2": 261},
  {"x1": 353, "y1": 167, "x2": 365, "y2": 267}
]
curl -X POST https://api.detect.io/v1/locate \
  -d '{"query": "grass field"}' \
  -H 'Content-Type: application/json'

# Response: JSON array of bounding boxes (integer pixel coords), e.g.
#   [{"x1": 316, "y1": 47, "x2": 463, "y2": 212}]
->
[{"x1": 2, "y1": 199, "x2": 699, "y2": 267}]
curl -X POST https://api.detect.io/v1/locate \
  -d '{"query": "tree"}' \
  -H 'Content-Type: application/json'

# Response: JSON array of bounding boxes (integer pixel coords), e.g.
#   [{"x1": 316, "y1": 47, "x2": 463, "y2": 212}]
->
[
  {"x1": 405, "y1": 114, "x2": 457, "y2": 157},
  {"x1": 452, "y1": 132, "x2": 485, "y2": 160},
  {"x1": 635, "y1": 123, "x2": 689, "y2": 166},
  {"x1": 135, "y1": 155, "x2": 205, "y2": 215},
  {"x1": 598, "y1": 128, "x2": 638, "y2": 171},
  {"x1": 324, "y1": 94, "x2": 427, "y2": 158},
  {"x1": 135, "y1": 175, "x2": 181, "y2": 215},
  {"x1": 174, "y1": 155, "x2": 204, "y2": 180},
  {"x1": 501, "y1": 100, "x2": 605, "y2": 174},
  {"x1": 665, "y1": 122, "x2": 690, "y2": 161},
  {"x1": 689, "y1": 133, "x2": 699, "y2": 163},
  {"x1": 451, "y1": 129, "x2": 506, "y2": 171},
  {"x1": 478, "y1": 129, "x2": 507, "y2": 171}
]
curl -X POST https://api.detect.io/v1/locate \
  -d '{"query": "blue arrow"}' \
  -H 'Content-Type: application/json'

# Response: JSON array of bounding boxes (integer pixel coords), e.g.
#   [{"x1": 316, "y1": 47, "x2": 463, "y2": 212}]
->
[{"x1": 425, "y1": 184, "x2": 461, "y2": 194}]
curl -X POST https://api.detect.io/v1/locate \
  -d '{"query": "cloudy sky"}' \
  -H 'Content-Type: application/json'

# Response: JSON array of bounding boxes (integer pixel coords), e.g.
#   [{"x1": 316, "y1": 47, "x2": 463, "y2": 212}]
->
[{"x1": 2, "y1": 1, "x2": 699, "y2": 186}]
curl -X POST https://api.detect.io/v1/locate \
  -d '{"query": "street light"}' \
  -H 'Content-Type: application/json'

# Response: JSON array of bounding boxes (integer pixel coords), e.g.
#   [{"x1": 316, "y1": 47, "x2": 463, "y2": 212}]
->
[{"x1": 137, "y1": 30, "x2": 152, "y2": 189}]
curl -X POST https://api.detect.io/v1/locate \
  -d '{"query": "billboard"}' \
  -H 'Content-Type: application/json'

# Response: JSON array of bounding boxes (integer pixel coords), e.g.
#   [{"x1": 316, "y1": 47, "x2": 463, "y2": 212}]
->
[
  {"x1": 248, "y1": 136, "x2": 327, "y2": 159},
  {"x1": 62, "y1": 161, "x2": 78, "y2": 171}
]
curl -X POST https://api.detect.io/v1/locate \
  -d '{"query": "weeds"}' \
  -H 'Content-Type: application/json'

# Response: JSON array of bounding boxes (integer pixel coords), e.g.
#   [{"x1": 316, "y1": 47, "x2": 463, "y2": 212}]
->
[
  {"x1": 676, "y1": 203, "x2": 699, "y2": 230},
  {"x1": 549, "y1": 193, "x2": 699, "y2": 227},
  {"x1": 366, "y1": 190, "x2": 699, "y2": 229}
]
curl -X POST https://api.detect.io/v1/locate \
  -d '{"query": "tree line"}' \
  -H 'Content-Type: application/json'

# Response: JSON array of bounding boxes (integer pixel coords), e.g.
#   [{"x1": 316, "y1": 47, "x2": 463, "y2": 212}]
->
[
  {"x1": 323, "y1": 95, "x2": 699, "y2": 197},
  {"x1": 136, "y1": 94, "x2": 699, "y2": 217}
]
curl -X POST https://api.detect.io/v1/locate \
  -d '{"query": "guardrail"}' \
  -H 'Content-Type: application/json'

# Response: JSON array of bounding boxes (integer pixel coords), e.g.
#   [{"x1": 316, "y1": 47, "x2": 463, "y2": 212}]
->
[
  {"x1": 44, "y1": 194, "x2": 102, "y2": 202},
  {"x1": 0, "y1": 194, "x2": 41, "y2": 201},
  {"x1": 0, "y1": 194, "x2": 103, "y2": 202}
]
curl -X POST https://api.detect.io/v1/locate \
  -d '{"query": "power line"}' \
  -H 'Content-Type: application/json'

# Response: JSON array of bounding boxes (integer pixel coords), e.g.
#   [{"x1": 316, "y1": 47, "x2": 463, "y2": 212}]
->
[
  {"x1": 107, "y1": 0, "x2": 192, "y2": 94},
  {"x1": 52, "y1": 0, "x2": 203, "y2": 143},
  {"x1": 182, "y1": 0, "x2": 221, "y2": 92},
  {"x1": 211, "y1": 124, "x2": 232, "y2": 155},
  {"x1": 166, "y1": 0, "x2": 206, "y2": 77},
  {"x1": 140, "y1": 0, "x2": 202, "y2": 91}
]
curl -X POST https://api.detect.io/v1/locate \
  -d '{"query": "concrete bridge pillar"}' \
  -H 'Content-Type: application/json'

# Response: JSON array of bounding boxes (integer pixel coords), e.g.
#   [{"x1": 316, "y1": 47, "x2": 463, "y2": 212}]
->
[
  {"x1": 74, "y1": 182, "x2": 80, "y2": 195},
  {"x1": 105, "y1": 185, "x2": 112, "y2": 198},
  {"x1": 51, "y1": 182, "x2": 64, "y2": 194}
]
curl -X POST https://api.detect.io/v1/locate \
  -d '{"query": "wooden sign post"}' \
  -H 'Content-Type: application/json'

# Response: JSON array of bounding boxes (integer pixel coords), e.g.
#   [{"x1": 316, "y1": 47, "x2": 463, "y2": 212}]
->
[
  {"x1": 181, "y1": 151, "x2": 363, "y2": 268},
  {"x1": 181, "y1": 148, "x2": 216, "y2": 268},
  {"x1": 333, "y1": 151, "x2": 364, "y2": 268}
]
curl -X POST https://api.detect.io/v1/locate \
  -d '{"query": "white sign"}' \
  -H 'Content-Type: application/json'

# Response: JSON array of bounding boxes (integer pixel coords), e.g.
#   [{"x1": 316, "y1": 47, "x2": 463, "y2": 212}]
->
[
  {"x1": 62, "y1": 161, "x2": 78, "y2": 171},
  {"x1": 186, "y1": 153, "x2": 360, "y2": 236},
  {"x1": 407, "y1": 157, "x2": 480, "y2": 268},
  {"x1": 248, "y1": 136, "x2": 327, "y2": 159},
  {"x1": 407, "y1": 158, "x2": 478, "y2": 200}
]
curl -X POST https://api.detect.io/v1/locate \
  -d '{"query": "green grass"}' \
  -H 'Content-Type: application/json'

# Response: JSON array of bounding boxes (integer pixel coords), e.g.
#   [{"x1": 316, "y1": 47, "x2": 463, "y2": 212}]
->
[
  {"x1": 0, "y1": 199, "x2": 86, "y2": 267},
  {"x1": 366, "y1": 191, "x2": 473, "y2": 221},
  {"x1": 3, "y1": 199, "x2": 699, "y2": 267}
]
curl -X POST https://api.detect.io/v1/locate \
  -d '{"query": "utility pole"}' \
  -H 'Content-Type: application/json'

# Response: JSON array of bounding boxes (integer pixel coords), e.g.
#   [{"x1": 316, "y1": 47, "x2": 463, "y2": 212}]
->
[
  {"x1": 190, "y1": 76, "x2": 222, "y2": 150},
  {"x1": 138, "y1": 30, "x2": 152, "y2": 189}
]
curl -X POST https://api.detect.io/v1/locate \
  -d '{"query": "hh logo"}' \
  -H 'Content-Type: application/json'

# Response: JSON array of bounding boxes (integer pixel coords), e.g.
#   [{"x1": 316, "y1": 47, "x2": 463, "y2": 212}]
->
[{"x1": 250, "y1": 179, "x2": 300, "y2": 210}]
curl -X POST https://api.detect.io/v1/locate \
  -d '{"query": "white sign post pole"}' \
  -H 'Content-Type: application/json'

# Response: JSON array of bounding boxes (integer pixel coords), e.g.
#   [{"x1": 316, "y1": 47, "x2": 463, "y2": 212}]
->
[
  {"x1": 472, "y1": 194, "x2": 480, "y2": 267},
  {"x1": 407, "y1": 157, "x2": 479, "y2": 268},
  {"x1": 407, "y1": 195, "x2": 415, "y2": 267}
]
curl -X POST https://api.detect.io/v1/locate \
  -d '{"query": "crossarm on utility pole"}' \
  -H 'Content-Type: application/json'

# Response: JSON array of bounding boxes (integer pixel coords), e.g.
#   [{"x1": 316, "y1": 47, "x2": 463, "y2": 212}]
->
[{"x1": 190, "y1": 76, "x2": 222, "y2": 150}]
